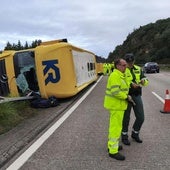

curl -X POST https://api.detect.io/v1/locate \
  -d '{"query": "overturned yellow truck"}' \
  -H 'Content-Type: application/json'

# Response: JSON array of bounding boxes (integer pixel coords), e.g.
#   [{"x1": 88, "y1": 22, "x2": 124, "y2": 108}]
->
[{"x1": 0, "y1": 39, "x2": 98, "y2": 99}]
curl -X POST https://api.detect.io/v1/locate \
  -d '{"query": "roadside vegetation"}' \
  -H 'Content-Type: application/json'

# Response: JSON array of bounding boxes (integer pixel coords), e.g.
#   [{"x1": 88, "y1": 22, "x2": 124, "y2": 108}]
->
[
  {"x1": 160, "y1": 64, "x2": 170, "y2": 71},
  {"x1": 0, "y1": 101, "x2": 37, "y2": 135},
  {"x1": 107, "y1": 18, "x2": 170, "y2": 64}
]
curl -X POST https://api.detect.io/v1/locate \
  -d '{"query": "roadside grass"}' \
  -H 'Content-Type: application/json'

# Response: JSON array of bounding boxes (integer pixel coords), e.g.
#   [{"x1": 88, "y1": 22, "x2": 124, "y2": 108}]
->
[
  {"x1": 0, "y1": 101, "x2": 37, "y2": 135},
  {"x1": 160, "y1": 65, "x2": 170, "y2": 71}
]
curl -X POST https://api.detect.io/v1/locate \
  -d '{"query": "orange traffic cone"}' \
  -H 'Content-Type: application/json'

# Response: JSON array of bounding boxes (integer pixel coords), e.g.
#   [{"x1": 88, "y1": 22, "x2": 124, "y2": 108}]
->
[{"x1": 160, "y1": 89, "x2": 170, "y2": 114}]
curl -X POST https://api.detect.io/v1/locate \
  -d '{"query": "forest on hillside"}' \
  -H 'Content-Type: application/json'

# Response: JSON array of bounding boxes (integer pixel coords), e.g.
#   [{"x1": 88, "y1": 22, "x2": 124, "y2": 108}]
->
[{"x1": 107, "y1": 18, "x2": 170, "y2": 64}]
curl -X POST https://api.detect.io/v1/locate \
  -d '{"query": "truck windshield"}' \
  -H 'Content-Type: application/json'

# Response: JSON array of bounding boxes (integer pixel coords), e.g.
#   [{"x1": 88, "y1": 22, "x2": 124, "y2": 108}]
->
[{"x1": 14, "y1": 51, "x2": 39, "y2": 95}]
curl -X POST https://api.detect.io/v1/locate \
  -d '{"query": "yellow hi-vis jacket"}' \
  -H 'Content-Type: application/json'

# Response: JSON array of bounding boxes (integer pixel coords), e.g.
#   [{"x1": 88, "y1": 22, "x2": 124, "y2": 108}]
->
[
  {"x1": 104, "y1": 69, "x2": 129, "y2": 111},
  {"x1": 125, "y1": 65, "x2": 149, "y2": 96}
]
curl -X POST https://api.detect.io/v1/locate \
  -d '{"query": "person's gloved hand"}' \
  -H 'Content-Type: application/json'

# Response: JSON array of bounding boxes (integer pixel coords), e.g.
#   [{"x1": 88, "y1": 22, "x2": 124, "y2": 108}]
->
[{"x1": 131, "y1": 82, "x2": 140, "y2": 88}]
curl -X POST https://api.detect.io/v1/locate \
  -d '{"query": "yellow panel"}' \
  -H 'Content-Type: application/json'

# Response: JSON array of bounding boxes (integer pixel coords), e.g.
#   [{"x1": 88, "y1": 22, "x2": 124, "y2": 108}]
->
[
  {"x1": 96, "y1": 63, "x2": 104, "y2": 74},
  {"x1": 35, "y1": 43, "x2": 77, "y2": 98},
  {"x1": 0, "y1": 51, "x2": 19, "y2": 97}
]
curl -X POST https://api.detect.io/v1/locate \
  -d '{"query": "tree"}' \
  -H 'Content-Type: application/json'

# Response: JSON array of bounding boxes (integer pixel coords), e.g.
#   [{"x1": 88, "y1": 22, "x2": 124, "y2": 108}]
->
[
  {"x1": 16, "y1": 40, "x2": 23, "y2": 50},
  {"x1": 107, "y1": 18, "x2": 170, "y2": 64},
  {"x1": 24, "y1": 41, "x2": 29, "y2": 49},
  {"x1": 4, "y1": 39, "x2": 42, "y2": 51},
  {"x1": 4, "y1": 41, "x2": 13, "y2": 50}
]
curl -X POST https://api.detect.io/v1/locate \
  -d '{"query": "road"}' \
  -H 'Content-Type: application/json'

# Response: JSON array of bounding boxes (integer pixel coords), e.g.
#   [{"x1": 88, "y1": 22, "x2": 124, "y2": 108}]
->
[{"x1": 2, "y1": 71, "x2": 170, "y2": 170}]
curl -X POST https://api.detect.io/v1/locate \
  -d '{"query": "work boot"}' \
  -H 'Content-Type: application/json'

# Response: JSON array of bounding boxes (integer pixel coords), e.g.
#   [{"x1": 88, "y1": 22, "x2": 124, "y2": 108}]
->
[
  {"x1": 109, "y1": 152, "x2": 125, "y2": 160},
  {"x1": 121, "y1": 134, "x2": 130, "y2": 145},
  {"x1": 131, "y1": 131, "x2": 143, "y2": 143},
  {"x1": 107, "y1": 145, "x2": 123, "y2": 153}
]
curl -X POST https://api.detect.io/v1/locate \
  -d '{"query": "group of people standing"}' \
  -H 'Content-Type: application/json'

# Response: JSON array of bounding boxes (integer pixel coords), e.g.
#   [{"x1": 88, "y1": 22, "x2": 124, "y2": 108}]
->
[
  {"x1": 104, "y1": 53, "x2": 149, "y2": 161},
  {"x1": 103, "y1": 63, "x2": 114, "y2": 76}
]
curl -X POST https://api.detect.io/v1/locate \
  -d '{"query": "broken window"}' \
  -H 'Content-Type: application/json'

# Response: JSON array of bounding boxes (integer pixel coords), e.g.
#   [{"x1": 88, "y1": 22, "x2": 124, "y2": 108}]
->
[{"x1": 14, "y1": 51, "x2": 39, "y2": 95}]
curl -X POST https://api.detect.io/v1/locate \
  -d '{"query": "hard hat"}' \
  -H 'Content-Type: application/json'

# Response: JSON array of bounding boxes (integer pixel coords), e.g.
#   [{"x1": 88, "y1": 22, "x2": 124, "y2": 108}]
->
[{"x1": 124, "y1": 53, "x2": 135, "y2": 62}]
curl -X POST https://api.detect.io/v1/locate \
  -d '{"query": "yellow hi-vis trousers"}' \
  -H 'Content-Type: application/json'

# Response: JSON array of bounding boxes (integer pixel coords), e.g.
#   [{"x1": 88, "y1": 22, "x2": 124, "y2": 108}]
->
[{"x1": 108, "y1": 110, "x2": 124, "y2": 154}]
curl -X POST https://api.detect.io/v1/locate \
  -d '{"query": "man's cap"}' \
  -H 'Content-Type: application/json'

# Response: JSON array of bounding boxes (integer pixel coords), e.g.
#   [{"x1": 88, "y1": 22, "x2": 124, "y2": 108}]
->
[{"x1": 124, "y1": 53, "x2": 135, "y2": 63}]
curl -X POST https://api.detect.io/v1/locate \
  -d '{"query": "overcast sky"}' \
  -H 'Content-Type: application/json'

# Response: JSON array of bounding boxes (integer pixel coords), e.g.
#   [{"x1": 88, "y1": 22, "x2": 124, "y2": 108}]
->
[{"x1": 0, "y1": 0, "x2": 169, "y2": 57}]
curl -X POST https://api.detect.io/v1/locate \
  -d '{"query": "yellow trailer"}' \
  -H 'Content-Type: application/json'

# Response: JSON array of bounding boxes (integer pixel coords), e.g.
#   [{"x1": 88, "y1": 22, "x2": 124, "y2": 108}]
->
[
  {"x1": 96, "y1": 63, "x2": 104, "y2": 75},
  {"x1": 0, "y1": 39, "x2": 97, "y2": 99}
]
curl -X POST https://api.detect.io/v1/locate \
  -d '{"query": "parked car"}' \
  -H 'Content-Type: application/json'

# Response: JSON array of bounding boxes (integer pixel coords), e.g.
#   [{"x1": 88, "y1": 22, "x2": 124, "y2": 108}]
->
[{"x1": 143, "y1": 62, "x2": 160, "y2": 73}]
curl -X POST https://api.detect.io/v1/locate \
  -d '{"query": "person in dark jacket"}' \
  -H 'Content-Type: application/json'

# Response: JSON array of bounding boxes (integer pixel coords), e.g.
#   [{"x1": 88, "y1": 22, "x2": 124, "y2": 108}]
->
[{"x1": 121, "y1": 53, "x2": 149, "y2": 145}]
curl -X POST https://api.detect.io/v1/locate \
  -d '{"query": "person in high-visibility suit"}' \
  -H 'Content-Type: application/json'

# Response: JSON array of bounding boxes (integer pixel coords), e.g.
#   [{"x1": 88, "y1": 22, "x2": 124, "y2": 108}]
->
[
  {"x1": 104, "y1": 58, "x2": 132, "y2": 161},
  {"x1": 121, "y1": 53, "x2": 149, "y2": 145},
  {"x1": 103, "y1": 63, "x2": 108, "y2": 75}
]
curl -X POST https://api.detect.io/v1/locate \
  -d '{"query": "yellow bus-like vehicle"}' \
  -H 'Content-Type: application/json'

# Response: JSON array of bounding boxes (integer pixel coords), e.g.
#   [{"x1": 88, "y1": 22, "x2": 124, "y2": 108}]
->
[
  {"x1": 96, "y1": 63, "x2": 104, "y2": 75},
  {"x1": 0, "y1": 39, "x2": 97, "y2": 99}
]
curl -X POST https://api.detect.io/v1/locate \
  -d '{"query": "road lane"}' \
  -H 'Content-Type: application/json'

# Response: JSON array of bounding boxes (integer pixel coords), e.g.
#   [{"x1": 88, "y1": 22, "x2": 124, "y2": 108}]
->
[
  {"x1": 3, "y1": 72, "x2": 170, "y2": 169},
  {"x1": 6, "y1": 76, "x2": 103, "y2": 170},
  {"x1": 21, "y1": 74, "x2": 170, "y2": 169},
  {"x1": 146, "y1": 71, "x2": 170, "y2": 98},
  {"x1": 19, "y1": 75, "x2": 108, "y2": 170}
]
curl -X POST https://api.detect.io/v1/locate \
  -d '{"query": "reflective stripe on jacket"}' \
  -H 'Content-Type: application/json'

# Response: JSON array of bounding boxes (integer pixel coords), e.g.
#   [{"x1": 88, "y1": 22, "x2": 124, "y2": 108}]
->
[{"x1": 104, "y1": 69, "x2": 129, "y2": 111}]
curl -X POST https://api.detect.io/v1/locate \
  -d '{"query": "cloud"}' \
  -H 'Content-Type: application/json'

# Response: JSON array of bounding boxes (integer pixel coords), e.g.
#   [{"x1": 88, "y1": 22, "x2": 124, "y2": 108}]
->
[{"x1": 0, "y1": 0, "x2": 169, "y2": 57}]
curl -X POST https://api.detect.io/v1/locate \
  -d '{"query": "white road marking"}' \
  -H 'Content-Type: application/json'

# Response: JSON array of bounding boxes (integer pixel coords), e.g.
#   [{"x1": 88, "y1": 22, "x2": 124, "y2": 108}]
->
[
  {"x1": 152, "y1": 91, "x2": 164, "y2": 103},
  {"x1": 6, "y1": 76, "x2": 103, "y2": 170}
]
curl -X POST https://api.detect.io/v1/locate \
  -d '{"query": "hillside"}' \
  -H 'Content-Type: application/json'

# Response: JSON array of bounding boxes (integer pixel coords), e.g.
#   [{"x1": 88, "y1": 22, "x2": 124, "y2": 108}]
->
[{"x1": 107, "y1": 18, "x2": 170, "y2": 64}]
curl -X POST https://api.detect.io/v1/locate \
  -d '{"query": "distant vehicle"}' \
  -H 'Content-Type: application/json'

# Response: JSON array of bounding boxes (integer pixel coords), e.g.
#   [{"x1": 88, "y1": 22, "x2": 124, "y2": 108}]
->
[{"x1": 143, "y1": 62, "x2": 159, "y2": 73}]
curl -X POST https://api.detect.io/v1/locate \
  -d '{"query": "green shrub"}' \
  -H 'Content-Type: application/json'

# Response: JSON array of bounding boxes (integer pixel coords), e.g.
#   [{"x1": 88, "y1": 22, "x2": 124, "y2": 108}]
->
[
  {"x1": 0, "y1": 101, "x2": 36, "y2": 134},
  {"x1": 0, "y1": 102, "x2": 22, "y2": 133}
]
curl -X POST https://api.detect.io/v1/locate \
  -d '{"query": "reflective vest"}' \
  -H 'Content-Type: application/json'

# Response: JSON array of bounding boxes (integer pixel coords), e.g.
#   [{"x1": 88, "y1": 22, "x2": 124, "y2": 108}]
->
[
  {"x1": 104, "y1": 69, "x2": 129, "y2": 111},
  {"x1": 125, "y1": 65, "x2": 149, "y2": 95}
]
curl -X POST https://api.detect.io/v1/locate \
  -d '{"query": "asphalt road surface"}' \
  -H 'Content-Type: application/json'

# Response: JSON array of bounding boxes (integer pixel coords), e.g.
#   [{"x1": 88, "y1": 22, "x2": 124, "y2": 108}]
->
[{"x1": 1, "y1": 71, "x2": 170, "y2": 170}]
